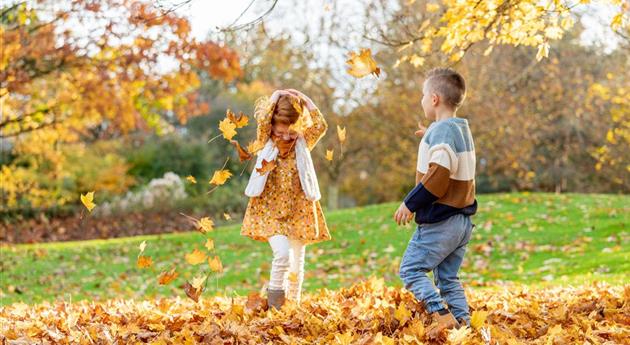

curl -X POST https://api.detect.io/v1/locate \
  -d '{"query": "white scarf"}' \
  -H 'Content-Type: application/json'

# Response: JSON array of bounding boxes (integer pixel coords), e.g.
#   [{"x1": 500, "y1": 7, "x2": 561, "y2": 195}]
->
[{"x1": 245, "y1": 137, "x2": 321, "y2": 201}]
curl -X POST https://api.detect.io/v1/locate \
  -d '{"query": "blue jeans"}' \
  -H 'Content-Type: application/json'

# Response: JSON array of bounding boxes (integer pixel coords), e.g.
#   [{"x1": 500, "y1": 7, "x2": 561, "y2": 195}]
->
[{"x1": 399, "y1": 214, "x2": 473, "y2": 323}]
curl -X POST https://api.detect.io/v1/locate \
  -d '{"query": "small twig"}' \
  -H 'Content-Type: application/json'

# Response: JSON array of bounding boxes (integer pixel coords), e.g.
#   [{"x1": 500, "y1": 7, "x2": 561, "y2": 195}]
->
[
  {"x1": 179, "y1": 212, "x2": 199, "y2": 226},
  {"x1": 207, "y1": 133, "x2": 222, "y2": 144}
]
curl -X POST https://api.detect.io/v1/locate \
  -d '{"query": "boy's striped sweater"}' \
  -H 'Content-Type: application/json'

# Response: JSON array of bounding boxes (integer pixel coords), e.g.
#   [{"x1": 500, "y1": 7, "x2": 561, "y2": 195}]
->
[{"x1": 404, "y1": 117, "x2": 477, "y2": 224}]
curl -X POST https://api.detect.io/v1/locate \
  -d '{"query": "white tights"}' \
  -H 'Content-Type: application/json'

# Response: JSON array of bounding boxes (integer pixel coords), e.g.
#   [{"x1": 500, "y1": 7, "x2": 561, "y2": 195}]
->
[{"x1": 268, "y1": 235, "x2": 305, "y2": 302}]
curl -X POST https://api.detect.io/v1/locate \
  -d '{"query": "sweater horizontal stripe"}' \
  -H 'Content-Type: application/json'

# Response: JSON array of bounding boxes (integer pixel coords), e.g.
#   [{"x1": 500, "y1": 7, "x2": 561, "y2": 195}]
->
[{"x1": 404, "y1": 118, "x2": 477, "y2": 224}]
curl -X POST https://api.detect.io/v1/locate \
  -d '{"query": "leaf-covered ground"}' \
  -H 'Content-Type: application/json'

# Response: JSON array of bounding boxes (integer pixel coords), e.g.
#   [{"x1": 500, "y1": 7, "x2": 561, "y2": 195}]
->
[
  {"x1": 1, "y1": 193, "x2": 628, "y2": 306},
  {"x1": 2, "y1": 278, "x2": 629, "y2": 344}
]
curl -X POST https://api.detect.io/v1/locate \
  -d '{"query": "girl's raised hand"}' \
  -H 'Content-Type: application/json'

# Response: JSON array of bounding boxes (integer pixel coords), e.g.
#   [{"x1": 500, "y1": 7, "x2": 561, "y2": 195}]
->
[{"x1": 285, "y1": 89, "x2": 317, "y2": 111}]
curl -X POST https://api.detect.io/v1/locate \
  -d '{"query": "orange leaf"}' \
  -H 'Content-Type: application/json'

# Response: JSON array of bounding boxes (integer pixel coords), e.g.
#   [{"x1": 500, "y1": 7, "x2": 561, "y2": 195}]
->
[
  {"x1": 185, "y1": 249, "x2": 207, "y2": 265},
  {"x1": 226, "y1": 109, "x2": 249, "y2": 128},
  {"x1": 256, "y1": 159, "x2": 277, "y2": 174},
  {"x1": 208, "y1": 255, "x2": 223, "y2": 273},
  {"x1": 137, "y1": 255, "x2": 153, "y2": 268},
  {"x1": 157, "y1": 268, "x2": 178, "y2": 285}
]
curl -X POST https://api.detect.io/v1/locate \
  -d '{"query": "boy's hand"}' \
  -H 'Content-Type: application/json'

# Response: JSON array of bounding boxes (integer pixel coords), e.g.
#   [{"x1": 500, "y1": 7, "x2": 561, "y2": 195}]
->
[
  {"x1": 394, "y1": 202, "x2": 414, "y2": 226},
  {"x1": 415, "y1": 122, "x2": 427, "y2": 137}
]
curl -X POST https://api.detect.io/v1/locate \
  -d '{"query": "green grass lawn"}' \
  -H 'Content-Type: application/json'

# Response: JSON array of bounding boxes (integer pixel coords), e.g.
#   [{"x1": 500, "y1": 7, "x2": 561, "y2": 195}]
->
[{"x1": 1, "y1": 193, "x2": 628, "y2": 306}]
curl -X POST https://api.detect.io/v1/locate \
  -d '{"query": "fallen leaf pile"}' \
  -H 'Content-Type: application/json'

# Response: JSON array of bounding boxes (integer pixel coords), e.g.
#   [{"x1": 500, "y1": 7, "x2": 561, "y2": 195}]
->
[{"x1": 2, "y1": 278, "x2": 628, "y2": 344}]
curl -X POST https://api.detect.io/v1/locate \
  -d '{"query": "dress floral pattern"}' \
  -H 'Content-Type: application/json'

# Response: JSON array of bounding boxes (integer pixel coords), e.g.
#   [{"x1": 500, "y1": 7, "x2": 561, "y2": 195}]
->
[{"x1": 241, "y1": 106, "x2": 331, "y2": 244}]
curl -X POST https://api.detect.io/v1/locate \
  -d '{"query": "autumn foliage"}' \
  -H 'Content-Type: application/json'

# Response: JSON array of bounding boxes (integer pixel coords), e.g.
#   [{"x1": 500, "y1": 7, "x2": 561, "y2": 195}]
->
[{"x1": 2, "y1": 278, "x2": 628, "y2": 344}]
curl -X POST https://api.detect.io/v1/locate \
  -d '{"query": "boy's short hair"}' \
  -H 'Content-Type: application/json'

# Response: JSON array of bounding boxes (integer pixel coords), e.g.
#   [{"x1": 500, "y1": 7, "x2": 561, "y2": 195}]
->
[{"x1": 425, "y1": 67, "x2": 466, "y2": 109}]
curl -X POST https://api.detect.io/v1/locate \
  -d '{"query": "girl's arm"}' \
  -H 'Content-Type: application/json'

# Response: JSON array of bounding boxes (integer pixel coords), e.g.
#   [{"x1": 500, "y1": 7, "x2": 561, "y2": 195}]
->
[{"x1": 303, "y1": 108, "x2": 328, "y2": 150}]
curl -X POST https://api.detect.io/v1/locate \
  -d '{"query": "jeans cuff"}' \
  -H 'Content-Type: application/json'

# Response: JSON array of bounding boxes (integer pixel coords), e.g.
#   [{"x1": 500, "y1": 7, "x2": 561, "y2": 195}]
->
[{"x1": 426, "y1": 302, "x2": 444, "y2": 314}]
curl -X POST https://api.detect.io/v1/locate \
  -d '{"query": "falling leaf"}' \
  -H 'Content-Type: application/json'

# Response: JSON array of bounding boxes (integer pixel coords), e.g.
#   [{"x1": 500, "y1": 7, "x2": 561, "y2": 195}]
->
[
  {"x1": 208, "y1": 256, "x2": 223, "y2": 273},
  {"x1": 288, "y1": 272, "x2": 298, "y2": 283},
  {"x1": 197, "y1": 217, "x2": 214, "y2": 233},
  {"x1": 183, "y1": 281, "x2": 203, "y2": 302},
  {"x1": 536, "y1": 42, "x2": 550, "y2": 61},
  {"x1": 137, "y1": 255, "x2": 153, "y2": 269},
  {"x1": 209, "y1": 169, "x2": 232, "y2": 186},
  {"x1": 256, "y1": 159, "x2": 277, "y2": 174},
  {"x1": 325, "y1": 149, "x2": 334, "y2": 161},
  {"x1": 157, "y1": 268, "x2": 178, "y2": 285},
  {"x1": 204, "y1": 238, "x2": 214, "y2": 251},
  {"x1": 185, "y1": 249, "x2": 207, "y2": 265},
  {"x1": 190, "y1": 275, "x2": 207, "y2": 290},
  {"x1": 186, "y1": 175, "x2": 197, "y2": 184},
  {"x1": 230, "y1": 140, "x2": 253, "y2": 162},
  {"x1": 346, "y1": 48, "x2": 381, "y2": 78},
  {"x1": 138, "y1": 240, "x2": 147, "y2": 254},
  {"x1": 470, "y1": 310, "x2": 488, "y2": 330},
  {"x1": 80, "y1": 191, "x2": 96, "y2": 212},
  {"x1": 223, "y1": 213, "x2": 231, "y2": 220},
  {"x1": 337, "y1": 125, "x2": 346, "y2": 144},
  {"x1": 219, "y1": 118, "x2": 237, "y2": 140},
  {"x1": 226, "y1": 109, "x2": 249, "y2": 128},
  {"x1": 247, "y1": 140, "x2": 265, "y2": 155}
]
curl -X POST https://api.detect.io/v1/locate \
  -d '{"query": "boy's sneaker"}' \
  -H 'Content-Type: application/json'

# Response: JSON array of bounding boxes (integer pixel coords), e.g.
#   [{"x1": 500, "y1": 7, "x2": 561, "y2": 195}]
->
[{"x1": 427, "y1": 308, "x2": 460, "y2": 339}]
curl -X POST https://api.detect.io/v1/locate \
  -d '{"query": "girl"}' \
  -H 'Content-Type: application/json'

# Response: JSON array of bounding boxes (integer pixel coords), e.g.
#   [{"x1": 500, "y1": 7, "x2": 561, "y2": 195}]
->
[{"x1": 241, "y1": 89, "x2": 331, "y2": 309}]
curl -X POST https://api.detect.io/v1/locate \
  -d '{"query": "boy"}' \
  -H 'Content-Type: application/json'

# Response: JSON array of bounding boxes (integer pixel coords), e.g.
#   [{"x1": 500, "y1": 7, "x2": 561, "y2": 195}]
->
[{"x1": 393, "y1": 67, "x2": 477, "y2": 339}]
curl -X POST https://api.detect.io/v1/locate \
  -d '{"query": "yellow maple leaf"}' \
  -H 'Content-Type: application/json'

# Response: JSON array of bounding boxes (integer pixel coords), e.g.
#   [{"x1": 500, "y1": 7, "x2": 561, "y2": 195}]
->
[
  {"x1": 204, "y1": 238, "x2": 214, "y2": 251},
  {"x1": 346, "y1": 48, "x2": 381, "y2": 78},
  {"x1": 337, "y1": 125, "x2": 346, "y2": 144},
  {"x1": 325, "y1": 149, "x2": 334, "y2": 161},
  {"x1": 186, "y1": 175, "x2": 197, "y2": 184},
  {"x1": 209, "y1": 169, "x2": 232, "y2": 186},
  {"x1": 470, "y1": 310, "x2": 488, "y2": 330},
  {"x1": 208, "y1": 256, "x2": 223, "y2": 273},
  {"x1": 190, "y1": 274, "x2": 207, "y2": 290},
  {"x1": 223, "y1": 213, "x2": 231, "y2": 220},
  {"x1": 394, "y1": 303, "x2": 411, "y2": 327},
  {"x1": 197, "y1": 217, "x2": 214, "y2": 233},
  {"x1": 80, "y1": 191, "x2": 96, "y2": 212},
  {"x1": 137, "y1": 255, "x2": 153, "y2": 268},
  {"x1": 219, "y1": 118, "x2": 237, "y2": 140},
  {"x1": 185, "y1": 249, "x2": 207, "y2": 265}
]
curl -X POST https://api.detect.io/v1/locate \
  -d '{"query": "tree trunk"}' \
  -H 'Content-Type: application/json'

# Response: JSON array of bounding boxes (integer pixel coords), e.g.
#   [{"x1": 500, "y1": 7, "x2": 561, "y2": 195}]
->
[{"x1": 327, "y1": 183, "x2": 339, "y2": 210}]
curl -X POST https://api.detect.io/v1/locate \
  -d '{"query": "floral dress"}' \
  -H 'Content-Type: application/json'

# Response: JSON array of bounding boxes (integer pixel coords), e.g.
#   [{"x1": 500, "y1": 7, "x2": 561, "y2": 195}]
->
[{"x1": 241, "y1": 103, "x2": 331, "y2": 244}]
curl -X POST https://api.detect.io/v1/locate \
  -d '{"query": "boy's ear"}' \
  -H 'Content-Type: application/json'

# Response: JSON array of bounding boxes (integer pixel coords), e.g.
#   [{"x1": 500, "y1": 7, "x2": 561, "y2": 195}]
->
[{"x1": 431, "y1": 93, "x2": 440, "y2": 106}]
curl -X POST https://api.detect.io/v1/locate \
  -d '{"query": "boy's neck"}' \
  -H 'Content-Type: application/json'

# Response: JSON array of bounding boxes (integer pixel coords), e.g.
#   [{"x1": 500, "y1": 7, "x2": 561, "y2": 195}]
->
[{"x1": 434, "y1": 108, "x2": 457, "y2": 122}]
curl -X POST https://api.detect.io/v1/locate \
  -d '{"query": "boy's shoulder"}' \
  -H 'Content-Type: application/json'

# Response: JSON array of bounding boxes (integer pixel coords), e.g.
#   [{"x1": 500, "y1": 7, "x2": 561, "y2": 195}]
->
[{"x1": 424, "y1": 118, "x2": 473, "y2": 152}]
